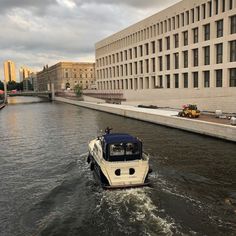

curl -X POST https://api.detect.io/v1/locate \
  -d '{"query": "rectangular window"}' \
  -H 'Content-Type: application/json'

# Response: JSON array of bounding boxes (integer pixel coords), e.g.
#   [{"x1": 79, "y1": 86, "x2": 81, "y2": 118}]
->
[
  {"x1": 216, "y1": 43, "x2": 223, "y2": 64},
  {"x1": 193, "y1": 28, "x2": 198, "y2": 43},
  {"x1": 197, "y1": 6, "x2": 200, "y2": 21},
  {"x1": 166, "y1": 75, "x2": 170, "y2": 88},
  {"x1": 186, "y1": 11, "x2": 189, "y2": 25},
  {"x1": 202, "y1": 4, "x2": 206, "y2": 19},
  {"x1": 166, "y1": 36, "x2": 170, "y2": 50},
  {"x1": 152, "y1": 58, "x2": 156, "y2": 72},
  {"x1": 230, "y1": 68, "x2": 236, "y2": 87},
  {"x1": 174, "y1": 53, "x2": 179, "y2": 69},
  {"x1": 204, "y1": 71, "x2": 210, "y2": 87},
  {"x1": 139, "y1": 45, "x2": 143, "y2": 57},
  {"x1": 230, "y1": 40, "x2": 236, "y2": 62},
  {"x1": 209, "y1": 1, "x2": 212, "y2": 17},
  {"x1": 134, "y1": 47, "x2": 137, "y2": 58},
  {"x1": 183, "y1": 73, "x2": 188, "y2": 88},
  {"x1": 159, "y1": 56, "x2": 163, "y2": 71},
  {"x1": 231, "y1": 15, "x2": 236, "y2": 34},
  {"x1": 215, "y1": 0, "x2": 219, "y2": 14},
  {"x1": 193, "y1": 49, "x2": 198, "y2": 67},
  {"x1": 191, "y1": 8, "x2": 195, "y2": 23},
  {"x1": 145, "y1": 43, "x2": 149, "y2": 55},
  {"x1": 229, "y1": 0, "x2": 233, "y2": 10},
  {"x1": 125, "y1": 50, "x2": 128, "y2": 60},
  {"x1": 183, "y1": 31, "x2": 188, "y2": 46},
  {"x1": 166, "y1": 55, "x2": 170, "y2": 70},
  {"x1": 158, "y1": 39, "x2": 163, "y2": 52},
  {"x1": 216, "y1": 19, "x2": 223, "y2": 37},
  {"x1": 183, "y1": 51, "x2": 188, "y2": 68},
  {"x1": 174, "y1": 34, "x2": 179, "y2": 48},
  {"x1": 193, "y1": 72, "x2": 198, "y2": 88},
  {"x1": 174, "y1": 74, "x2": 179, "y2": 88},
  {"x1": 216, "y1": 69, "x2": 223, "y2": 87},
  {"x1": 204, "y1": 46, "x2": 210, "y2": 65},
  {"x1": 204, "y1": 24, "x2": 210, "y2": 40},
  {"x1": 159, "y1": 75, "x2": 163, "y2": 88},
  {"x1": 145, "y1": 59, "x2": 149, "y2": 73},
  {"x1": 222, "y1": 0, "x2": 225, "y2": 12},
  {"x1": 129, "y1": 49, "x2": 132, "y2": 60},
  {"x1": 151, "y1": 41, "x2": 155, "y2": 54}
]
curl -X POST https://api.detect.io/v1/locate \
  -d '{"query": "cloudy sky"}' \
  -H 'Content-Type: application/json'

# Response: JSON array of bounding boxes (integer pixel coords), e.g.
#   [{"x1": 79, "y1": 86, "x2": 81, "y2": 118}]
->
[{"x1": 0, "y1": 0, "x2": 180, "y2": 81}]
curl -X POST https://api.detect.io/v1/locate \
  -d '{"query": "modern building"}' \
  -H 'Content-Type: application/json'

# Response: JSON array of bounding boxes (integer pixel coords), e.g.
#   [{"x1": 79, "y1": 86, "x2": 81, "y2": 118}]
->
[
  {"x1": 3, "y1": 60, "x2": 16, "y2": 82},
  {"x1": 19, "y1": 67, "x2": 33, "y2": 82},
  {"x1": 95, "y1": 0, "x2": 236, "y2": 112},
  {"x1": 37, "y1": 62, "x2": 95, "y2": 92},
  {"x1": 23, "y1": 72, "x2": 37, "y2": 91}
]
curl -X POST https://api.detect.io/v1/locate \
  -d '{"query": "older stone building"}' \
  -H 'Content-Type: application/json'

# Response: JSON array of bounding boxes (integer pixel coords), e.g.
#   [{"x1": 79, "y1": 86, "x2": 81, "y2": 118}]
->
[
  {"x1": 37, "y1": 62, "x2": 95, "y2": 91},
  {"x1": 95, "y1": 0, "x2": 236, "y2": 112}
]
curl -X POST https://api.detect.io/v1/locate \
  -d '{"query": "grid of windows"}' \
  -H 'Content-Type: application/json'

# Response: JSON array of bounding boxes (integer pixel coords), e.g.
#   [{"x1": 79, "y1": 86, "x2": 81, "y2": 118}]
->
[{"x1": 96, "y1": 0, "x2": 236, "y2": 91}]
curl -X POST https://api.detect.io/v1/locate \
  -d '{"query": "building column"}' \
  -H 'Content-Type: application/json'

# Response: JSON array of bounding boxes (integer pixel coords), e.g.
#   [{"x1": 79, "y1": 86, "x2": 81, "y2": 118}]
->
[{"x1": 223, "y1": 68, "x2": 229, "y2": 87}]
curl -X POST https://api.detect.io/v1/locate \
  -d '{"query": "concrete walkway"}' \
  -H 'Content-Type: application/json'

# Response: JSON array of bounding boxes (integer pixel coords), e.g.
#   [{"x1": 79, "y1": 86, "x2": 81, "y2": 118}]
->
[{"x1": 55, "y1": 97, "x2": 236, "y2": 142}]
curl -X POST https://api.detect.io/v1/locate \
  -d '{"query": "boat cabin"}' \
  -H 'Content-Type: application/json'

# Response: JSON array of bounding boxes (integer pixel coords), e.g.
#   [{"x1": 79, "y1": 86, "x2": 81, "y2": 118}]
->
[{"x1": 100, "y1": 133, "x2": 142, "y2": 162}]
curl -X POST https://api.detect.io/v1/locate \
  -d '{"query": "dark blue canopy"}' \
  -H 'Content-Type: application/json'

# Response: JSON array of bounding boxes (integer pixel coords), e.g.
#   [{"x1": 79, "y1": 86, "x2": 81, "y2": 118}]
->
[{"x1": 103, "y1": 133, "x2": 140, "y2": 144}]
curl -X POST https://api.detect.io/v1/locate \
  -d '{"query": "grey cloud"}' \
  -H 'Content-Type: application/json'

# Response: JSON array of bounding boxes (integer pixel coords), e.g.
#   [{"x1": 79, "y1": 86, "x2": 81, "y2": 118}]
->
[
  {"x1": 0, "y1": 0, "x2": 180, "y2": 81},
  {"x1": 74, "y1": 0, "x2": 178, "y2": 9},
  {"x1": 0, "y1": 0, "x2": 57, "y2": 13}
]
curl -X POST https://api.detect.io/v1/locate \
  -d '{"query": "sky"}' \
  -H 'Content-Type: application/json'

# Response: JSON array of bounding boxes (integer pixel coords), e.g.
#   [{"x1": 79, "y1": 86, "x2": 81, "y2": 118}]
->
[{"x1": 0, "y1": 0, "x2": 180, "y2": 81}]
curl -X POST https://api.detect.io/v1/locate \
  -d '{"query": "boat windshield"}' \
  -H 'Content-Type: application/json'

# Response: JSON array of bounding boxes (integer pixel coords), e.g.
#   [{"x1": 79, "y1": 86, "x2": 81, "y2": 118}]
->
[{"x1": 108, "y1": 142, "x2": 141, "y2": 161}]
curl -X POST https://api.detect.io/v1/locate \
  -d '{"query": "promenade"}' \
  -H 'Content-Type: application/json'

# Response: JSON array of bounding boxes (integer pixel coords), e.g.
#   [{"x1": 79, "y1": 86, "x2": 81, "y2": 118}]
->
[{"x1": 55, "y1": 96, "x2": 236, "y2": 142}]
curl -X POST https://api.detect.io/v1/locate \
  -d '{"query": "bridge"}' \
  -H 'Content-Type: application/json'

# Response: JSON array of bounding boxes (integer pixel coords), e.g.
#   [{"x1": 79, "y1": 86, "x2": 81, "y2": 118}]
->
[{"x1": 7, "y1": 91, "x2": 53, "y2": 100}]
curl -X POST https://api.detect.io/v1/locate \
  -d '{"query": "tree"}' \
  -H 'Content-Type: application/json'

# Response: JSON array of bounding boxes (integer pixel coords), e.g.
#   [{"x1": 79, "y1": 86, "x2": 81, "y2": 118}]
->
[
  {"x1": 7, "y1": 81, "x2": 17, "y2": 91},
  {"x1": 0, "y1": 81, "x2": 4, "y2": 90},
  {"x1": 74, "y1": 84, "x2": 82, "y2": 97}
]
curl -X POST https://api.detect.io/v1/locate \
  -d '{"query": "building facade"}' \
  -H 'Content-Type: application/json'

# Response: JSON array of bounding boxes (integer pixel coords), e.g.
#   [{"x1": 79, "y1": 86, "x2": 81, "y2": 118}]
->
[
  {"x1": 19, "y1": 67, "x2": 33, "y2": 82},
  {"x1": 37, "y1": 62, "x2": 96, "y2": 92},
  {"x1": 95, "y1": 0, "x2": 236, "y2": 112},
  {"x1": 3, "y1": 60, "x2": 16, "y2": 82}
]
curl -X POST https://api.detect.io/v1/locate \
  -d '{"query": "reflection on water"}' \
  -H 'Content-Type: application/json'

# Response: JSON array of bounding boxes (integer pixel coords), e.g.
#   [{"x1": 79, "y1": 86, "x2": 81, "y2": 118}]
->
[
  {"x1": 0, "y1": 97, "x2": 236, "y2": 236},
  {"x1": 7, "y1": 96, "x2": 49, "y2": 104}
]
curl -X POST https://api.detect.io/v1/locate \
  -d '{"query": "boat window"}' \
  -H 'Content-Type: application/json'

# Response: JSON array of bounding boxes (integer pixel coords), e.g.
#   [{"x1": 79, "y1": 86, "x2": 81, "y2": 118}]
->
[
  {"x1": 126, "y1": 143, "x2": 139, "y2": 155},
  {"x1": 110, "y1": 143, "x2": 125, "y2": 156}
]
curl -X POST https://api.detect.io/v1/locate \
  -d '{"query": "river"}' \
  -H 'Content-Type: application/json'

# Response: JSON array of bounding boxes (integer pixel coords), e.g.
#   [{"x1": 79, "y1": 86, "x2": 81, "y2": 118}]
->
[{"x1": 0, "y1": 97, "x2": 236, "y2": 236}]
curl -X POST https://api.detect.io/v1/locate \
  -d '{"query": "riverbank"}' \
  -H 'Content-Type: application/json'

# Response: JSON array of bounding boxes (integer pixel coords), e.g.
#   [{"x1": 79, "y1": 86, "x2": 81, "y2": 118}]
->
[
  {"x1": 0, "y1": 101, "x2": 6, "y2": 110},
  {"x1": 55, "y1": 97, "x2": 236, "y2": 142}
]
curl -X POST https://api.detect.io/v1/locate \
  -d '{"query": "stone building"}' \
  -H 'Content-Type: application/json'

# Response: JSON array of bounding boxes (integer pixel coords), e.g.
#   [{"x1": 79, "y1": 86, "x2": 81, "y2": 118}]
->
[
  {"x1": 37, "y1": 62, "x2": 95, "y2": 92},
  {"x1": 95, "y1": 0, "x2": 236, "y2": 112}
]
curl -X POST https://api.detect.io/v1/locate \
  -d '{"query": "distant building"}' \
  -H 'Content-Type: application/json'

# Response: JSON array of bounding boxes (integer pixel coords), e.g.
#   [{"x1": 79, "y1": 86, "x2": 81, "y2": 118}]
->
[
  {"x1": 95, "y1": 0, "x2": 236, "y2": 112},
  {"x1": 3, "y1": 60, "x2": 16, "y2": 82},
  {"x1": 37, "y1": 62, "x2": 96, "y2": 91},
  {"x1": 23, "y1": 72, "x2": 37, "y2": 91},
  {"x1": 19, "y1": 67, "x2": 33, "y2": 82}
]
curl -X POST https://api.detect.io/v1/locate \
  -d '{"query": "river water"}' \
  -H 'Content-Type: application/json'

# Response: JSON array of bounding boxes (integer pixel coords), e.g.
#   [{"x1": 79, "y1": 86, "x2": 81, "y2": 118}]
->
[{"x1": 0, "y1": 97, "x2": 236, "y2": 236}]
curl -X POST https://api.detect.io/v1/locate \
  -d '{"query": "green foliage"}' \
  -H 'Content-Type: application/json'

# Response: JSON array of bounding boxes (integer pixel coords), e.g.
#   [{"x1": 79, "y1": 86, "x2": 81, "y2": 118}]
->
[
  {"x1": 0, "y1": 81, "x2": 4, "y2": 90},
  {"x1": 74, "y1": 84, "x2": 82, "y2": 97},
  {"x1": 6, "y1": 81, "x2": 23, "y2": 91}
]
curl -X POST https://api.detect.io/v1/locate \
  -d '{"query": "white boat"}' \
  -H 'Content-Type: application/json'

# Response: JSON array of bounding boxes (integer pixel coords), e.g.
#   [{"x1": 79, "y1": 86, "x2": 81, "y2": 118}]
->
[{"x1": 87, "y1": 131, "x2": 151, "y2": 189}]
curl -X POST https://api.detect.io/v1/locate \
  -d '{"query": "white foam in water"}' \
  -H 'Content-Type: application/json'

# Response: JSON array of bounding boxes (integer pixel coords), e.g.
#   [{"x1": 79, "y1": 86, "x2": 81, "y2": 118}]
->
[{"x1": 96, "y1": 188, "x2": 175, "y2": 235}]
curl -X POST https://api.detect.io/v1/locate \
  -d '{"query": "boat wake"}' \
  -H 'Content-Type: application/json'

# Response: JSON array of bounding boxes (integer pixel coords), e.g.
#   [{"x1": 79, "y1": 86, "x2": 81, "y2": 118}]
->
[{"x1": 95, "y1": 188, "x2": 175, "y2": 236}]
